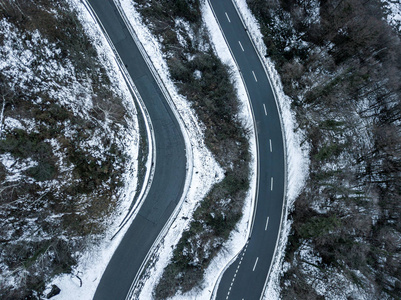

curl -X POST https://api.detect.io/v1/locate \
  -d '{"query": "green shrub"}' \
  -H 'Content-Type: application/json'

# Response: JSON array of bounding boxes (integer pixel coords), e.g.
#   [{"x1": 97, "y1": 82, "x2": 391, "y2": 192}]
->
[
  {"x1": 314, "y1": 143, "x2": 344, "y2": 161},
  {"x1": 298, "y1": 215, "x2": 341, "y2": 239},
  {"x1": 26, "y1": 160, "x2": 56, "y2": 181}
]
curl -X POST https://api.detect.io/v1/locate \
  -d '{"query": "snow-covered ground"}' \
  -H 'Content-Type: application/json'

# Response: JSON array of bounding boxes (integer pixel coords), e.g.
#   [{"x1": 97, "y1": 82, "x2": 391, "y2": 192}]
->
[
  {"x1": 51, "y1": 0, "x2": 310, "y2": 298},
  {"x1": 124, "y1": 0, "x2": 258, "y2": 297},
  {"x1": 51, "y1": 0, "x2": 225, "y2": 298},
  {"x1": 116, "y1": 0, "x2": 236, "y2": 298},
  {"x1": 290, "y1": 241, "x2": 374, "y2": 300},
  {"x1": 118, "y1": 0, "x2": 309, "y2": 299},
  {"x1": 0, "y1": 0, "x2": 140, "y2": 296},
  {"x1": 47, "y1": 0, "x2": 141, "y2": 298},
  {"x1": 382, "y1": 0, "x2": 401, "y2": 32}
]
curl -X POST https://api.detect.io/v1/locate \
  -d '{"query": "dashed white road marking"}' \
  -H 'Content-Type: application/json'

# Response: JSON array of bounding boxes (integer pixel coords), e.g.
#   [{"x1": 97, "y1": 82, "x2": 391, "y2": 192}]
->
[
  {"x1": 252, "y1": 70, "x2": 258, "y2": 82},
  {"x1": 271, "y1": 177, "x2": 273, "y2": 191},
  {"x1": 252, "y1": 257, "x2": 259, "y2": 271},
  {"x1": 238, "y1": 40, "x2": 245, "y2": 51},
  {"x1": 225, "y1": 12, "x2": 231, "y2": 22},
  {"x1": 226, "y1": 241, "x2": 249, "y2": 299},
  {"x1": 263, "y1": 103, "x2": 267, "y2": 116},
  {"x1": 269, "y1": 139, "x2": 272, "y2": 152},
  {"x1": 265, "y1": 216, "x2": 269, "y2": 231}
]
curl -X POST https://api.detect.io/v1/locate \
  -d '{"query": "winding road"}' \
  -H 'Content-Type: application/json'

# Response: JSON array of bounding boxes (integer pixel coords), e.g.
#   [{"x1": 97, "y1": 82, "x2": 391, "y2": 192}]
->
[
  {"x1": 209, "y1": 1, "x2": 286, "y2": 299},
  {"x1": 87, "y1": 1, "x2": 187, "y2": 299},
  {"x1": 87, "y1": 0, "x2": 285, "y2": 299}
]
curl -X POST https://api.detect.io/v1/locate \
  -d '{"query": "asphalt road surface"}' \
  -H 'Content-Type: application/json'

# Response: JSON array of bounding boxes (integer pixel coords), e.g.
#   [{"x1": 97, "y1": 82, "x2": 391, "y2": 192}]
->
[
  {"x1": 87, "y1": 1, "x2": 187, "y2": 299},
  {"x1": 209, "y1": 1, "x2": 286, "y2": 299}
]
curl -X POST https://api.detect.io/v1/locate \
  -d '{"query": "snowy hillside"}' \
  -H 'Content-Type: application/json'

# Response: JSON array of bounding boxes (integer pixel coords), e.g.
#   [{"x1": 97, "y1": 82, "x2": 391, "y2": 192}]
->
[{"x1": 0, "y1": 1, "x2": 139, "y2": 298}]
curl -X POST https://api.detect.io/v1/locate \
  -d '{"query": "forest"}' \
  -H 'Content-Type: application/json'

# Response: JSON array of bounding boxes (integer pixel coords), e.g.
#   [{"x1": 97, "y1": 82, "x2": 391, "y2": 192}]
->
[
  {"x1": 0, "y1": 1, "x2": 137, "y2": 298},
  {"x1": 247, "y1": 0, "x2": 401, "y2": 298},
  {"x1": 1, "y1": 0, "x2": 400, "y2": 299}
]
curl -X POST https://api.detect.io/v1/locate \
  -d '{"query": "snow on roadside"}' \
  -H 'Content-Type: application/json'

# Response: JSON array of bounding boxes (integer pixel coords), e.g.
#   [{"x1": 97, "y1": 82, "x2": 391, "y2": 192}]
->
[
  {"x1": 116, "y1": 0, "x2": 308, "y2": 298},
  {"x1": 117, "y1": 0, "x2": 227, "y2": 298},
  {"x1": 49, "y1": 0, "x2": 140, "y2": 299},
  {"x1": 51, "y1": 0, "x2": 309, "y2": 298},
  {"x1": 139, "y1": 0, "x2": 259, "y2": 297},
  {"x1": 232, "y1": 0, "x2": 310, "y2": 299},
  {"x1": 175, "y1": 1, "x2": 258, "y2": 298}
]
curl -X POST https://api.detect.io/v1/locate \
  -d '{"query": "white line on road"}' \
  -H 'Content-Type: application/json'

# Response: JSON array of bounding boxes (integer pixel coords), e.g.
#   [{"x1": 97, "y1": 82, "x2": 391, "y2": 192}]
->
[
  {"x1": 238, "y1": 40, "x2": 244, "y2": 51},
  {"x1": 265, "y1": 216, "x2": 269, "y2": 231},
  {"x1": 227, "y1": 240, "x2": 249, "y2": 299},
  {"x1": 252, "y1": 70, "x2": 258, "y2": 82},
  {"x1": 252, "y1": 257, "x2": 259, "y2": 271},
  {"x1": 225, "y1": 12, "x2": 231, "y2": 23},
  {"x1": 271, "y1": 177, "x2": 273, "y2": 191},
  {"x1": 269, "y1": 139, "x2": 272, "y2": 152},
  {"x1": 263, "y1": 103, "x2": 267, "y2": 116}
]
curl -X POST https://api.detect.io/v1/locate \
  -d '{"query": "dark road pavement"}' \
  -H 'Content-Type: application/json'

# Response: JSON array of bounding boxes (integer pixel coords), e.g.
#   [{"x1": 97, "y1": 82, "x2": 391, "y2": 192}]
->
[
  {"x1": 209, "y1": 1, "x2": 286, "y2": 299},
  {"x1": 87, "y1": 1, "x2": 187, "y2": 299}
]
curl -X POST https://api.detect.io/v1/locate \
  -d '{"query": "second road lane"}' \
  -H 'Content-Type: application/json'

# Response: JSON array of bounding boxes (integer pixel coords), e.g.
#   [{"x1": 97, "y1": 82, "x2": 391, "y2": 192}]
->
[
  {"x1": 87, "y1": 0, "x2": 187, "y2": 299},
  {"x1": 209, "y1": 0, "x2": 286, "y2": 299},
  {"x1": 88, "y1": 0, "x2": 285, "y2": 299}
]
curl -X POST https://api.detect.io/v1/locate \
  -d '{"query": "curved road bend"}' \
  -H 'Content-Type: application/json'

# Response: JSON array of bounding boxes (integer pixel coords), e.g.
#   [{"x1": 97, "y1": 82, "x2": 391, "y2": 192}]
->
[
  {"x1": 87, "y1": 1, "x2": 187, "y2": 299},
  {"x1": 210, "y1": 1, "x2": 286, "y2": 299}
]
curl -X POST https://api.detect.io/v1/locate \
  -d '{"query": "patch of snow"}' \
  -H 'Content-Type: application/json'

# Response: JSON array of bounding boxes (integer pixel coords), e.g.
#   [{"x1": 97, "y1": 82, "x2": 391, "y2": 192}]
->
[
  {"x1": 169, "y1": 1, "x2": 259, "y2": 299},
  {"x1": 294, "y1": 242, "x2": 373, "y2": 300},
  {"x1": 3, "y1": 117, "x2": 24, "y2": 131},
  {"x1": 0, "y1": 96, "x2": 5, "y2": 136},
  {"x1": 0, "y1": 19, "x2": 92, "y2": 120},
  {"x1": 175, "y1": 18, "x2": 195, "y2": 49},
  {"x1": 78, "y1": 128, "x2": 108, "y2": 162},
  {"x1": 382, "y1": 0, "x2": 401, "y2": 33},
  {"x1": 193, "y1": 69, "x2": 202, "y2": 79},
  {"x1": 232, "y1": 0, "x2": 310, "y2": 299},
  {"x1": 116, "y1": 0, "x2": 228, "y2": 298},
  {"x1": 47, "y1": 0, "x2": 140, "y2": 299},
  {"x1": 0, "y1": 153, "x2": 38, "y2": 182},
  {"x1": 176, "y1": 31, "x2": 188, "y2": 48},
  {"x1": 308, "y1": 0, "x2": 321, "y2": 25}
]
